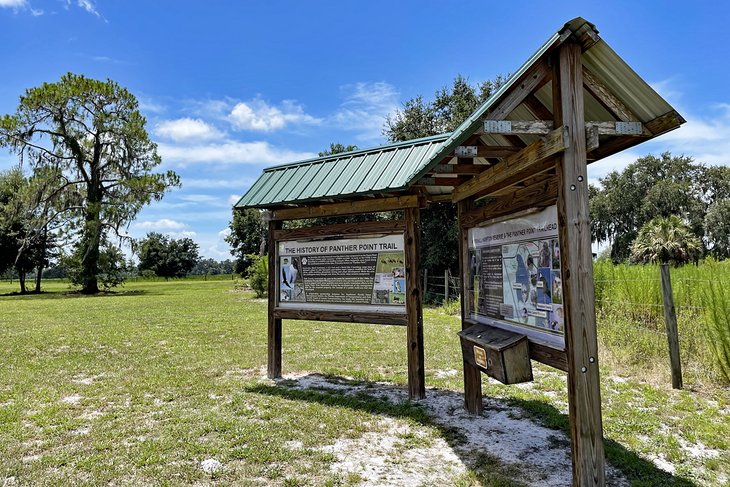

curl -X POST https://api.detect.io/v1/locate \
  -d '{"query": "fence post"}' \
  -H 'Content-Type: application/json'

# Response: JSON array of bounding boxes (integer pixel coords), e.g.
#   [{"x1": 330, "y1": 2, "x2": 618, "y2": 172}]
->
[
  {"x1": 660, "y1": 263, "x2": 683, "y2": 389},
  {"x1": 422, "y1": 269, "x2": 428, "y2": 298},
  {"x1": 444, "y1": 269, "x2": 450, "y2": 304}
]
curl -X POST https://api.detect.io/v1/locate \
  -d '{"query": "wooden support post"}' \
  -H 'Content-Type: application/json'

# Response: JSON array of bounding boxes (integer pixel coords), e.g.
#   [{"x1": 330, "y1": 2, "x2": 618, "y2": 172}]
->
[
  {"x1": 267, "y1": 218, "x2": 283, "y2": 379},
  {"x1": 554, "y1": 43, "x2": 606, "y2": 486},
  {"x1": 405, "y1": 207, "x2": 425, "y2": 400},
  {"x1": 444, "y1": 269, "x2": 450, "y2": 303},
  {"x1": 458, "y1": 200, "x2": 483, "y2": 414},
  {"x1": 660, "y1": 264, "x2": 683, "y2": 389}
]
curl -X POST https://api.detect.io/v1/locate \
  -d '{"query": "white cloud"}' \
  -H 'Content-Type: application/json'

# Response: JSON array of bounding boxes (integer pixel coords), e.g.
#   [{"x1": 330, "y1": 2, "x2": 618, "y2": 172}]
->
[
  {"x1": 218, "y1": 227, "x2": 231, "y2": 239},
  {"x1": 228, "y1": 194, "x2": 241, "y2": 206},
  {"x1": 133, "y1": 219, "x2": 187, "y2": 231},
  {"x1": 158, "y1": 140, "x2": 315, "y2": 166},
  {"x1": 588, "y1": 80, "x2": 730, "y2": 185},
  {"x1": 228, "y1": 98, "x2": 320, "y2": 132},
  {"x1": 0, "y1": 0, "x2": 27, "y2": 8},
  {"x1": 155, "y1": 118, "x2": 222, "y2": 142},
  {"x1": 73, "y1": 0, "x2": 100, "y2": 17},
  {"x1": 183, "y1": 177, "x2": 255, "y2": 190},
  {"x1": 331, "y1": 81, "x2": 399, "y2": 142}
]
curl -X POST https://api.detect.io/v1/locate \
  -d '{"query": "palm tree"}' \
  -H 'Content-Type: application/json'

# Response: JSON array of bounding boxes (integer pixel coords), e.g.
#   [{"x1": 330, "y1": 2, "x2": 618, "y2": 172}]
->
[{"x1": 630, "y1": 215, "x2": 702, "y2": 266}]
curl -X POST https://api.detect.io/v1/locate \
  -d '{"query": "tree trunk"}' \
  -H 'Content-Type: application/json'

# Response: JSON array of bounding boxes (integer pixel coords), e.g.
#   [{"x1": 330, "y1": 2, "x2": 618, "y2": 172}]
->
[
  {"x1": 80, "y1": 181, "x2": 102, "y2": 294},
  {"x1": 34, "y1": 264, "x2": 44, "y2": 293},
  {"x1": 18, "y1": 271, "x2": 26, "y2": 294}
]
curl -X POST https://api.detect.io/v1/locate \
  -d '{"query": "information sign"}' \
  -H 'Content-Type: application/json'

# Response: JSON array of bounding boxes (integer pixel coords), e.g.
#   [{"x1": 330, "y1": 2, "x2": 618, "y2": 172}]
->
[
  {"x1": 277, "y1": 234, "x2": 406, "y2": 311},
  {"x1": 467, "y1": 206, "x2": 564, "y2": 348}
]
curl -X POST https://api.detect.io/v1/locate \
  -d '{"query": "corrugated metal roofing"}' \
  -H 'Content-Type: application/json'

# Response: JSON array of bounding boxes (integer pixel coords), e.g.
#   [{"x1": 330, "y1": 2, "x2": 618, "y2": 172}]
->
[
  {"x1": 237, "y1": 17, "x2": 683, "y2": 209},
  {"x1": 235, "y1": 134, "x2": 449, "y2": 208}
]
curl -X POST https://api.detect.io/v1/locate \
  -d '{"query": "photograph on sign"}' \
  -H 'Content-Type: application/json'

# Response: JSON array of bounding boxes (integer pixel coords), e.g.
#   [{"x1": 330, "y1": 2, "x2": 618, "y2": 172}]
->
[
  {"x1": 467, "y1": 206, "x2": 565, "y2": 349},
  {"x1": 278, "y1": 234, "x2": 406, "y2": 311}
]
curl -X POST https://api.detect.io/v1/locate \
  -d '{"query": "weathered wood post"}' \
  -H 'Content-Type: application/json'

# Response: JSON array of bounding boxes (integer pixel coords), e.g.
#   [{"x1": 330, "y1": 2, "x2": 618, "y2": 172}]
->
[
  {"x1": 267, "y1": 214, "x2": 283, "y2": 379},
  {"x1": 458, "y1": 200, "x2": 482, "y2": 414},
  {"x1": 405, "y1": 206, "x2": 426, "y2": 399},
  {"x1": 444, "y1": 269, "x2": 450, "y2": 303},
  {"x1": 554, "y1": 41, "x2": 606, "y2": 485},
  {"x1": 660, "y1": 263, "x2": 683, "y2": 389}
]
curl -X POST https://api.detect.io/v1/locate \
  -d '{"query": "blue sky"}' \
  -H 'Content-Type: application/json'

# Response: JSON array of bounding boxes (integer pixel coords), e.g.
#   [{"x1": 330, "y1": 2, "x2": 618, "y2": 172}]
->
[{"x1": 1, "y1": 1, "x2": 729, "y2": 259}]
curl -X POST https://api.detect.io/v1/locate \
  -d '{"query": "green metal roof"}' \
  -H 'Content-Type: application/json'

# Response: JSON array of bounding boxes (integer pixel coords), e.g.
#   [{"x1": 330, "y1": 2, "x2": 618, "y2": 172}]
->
[
  {"x1": 235, "y1": 134, "x2": 449, "y2": 208},
  {"x1": 237, "y1": 17, "x2": 683, "y2": 210}
]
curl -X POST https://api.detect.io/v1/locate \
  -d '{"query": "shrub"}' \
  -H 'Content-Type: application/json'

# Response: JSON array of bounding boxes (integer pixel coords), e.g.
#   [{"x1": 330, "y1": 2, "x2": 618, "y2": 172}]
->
[{"x1": 247, "y1": 254, "x2": 268, "y2": 298}]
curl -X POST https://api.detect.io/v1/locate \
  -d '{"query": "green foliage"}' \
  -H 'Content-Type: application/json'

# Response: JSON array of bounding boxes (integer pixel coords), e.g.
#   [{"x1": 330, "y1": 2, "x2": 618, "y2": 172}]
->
[
  {"x1": 0, "y1": 73, "x2": 180, "y2": 293},
  {"x1": 595, "y1": 259, "x2": 730, "y2": 385},
  {"x1": 383, "y1": 74, "x2": 507, "y2": 140},
  {"x1": 590, "y1": 153, "x2": 730, "y2": 261},
  {"x1": 227, "y1": 208, "x2": 266, "y2": 272},
  {"x1": 630, "y1": 216, "x2": 702, "y2": 266},
  {"x1": 704, "y1": 198, "x2": 730, "y2": 259},
  {"x1": 136, "y1": 232, "x2": 200, "y2": 279},
  {"x1": 382, "y1": 75, "x2": 506, "y2": 275},
  {"x1": 246, "y1": 253, "x2": 268, "y2": 298},
  {"x1": 701, "y1": 264, "x2": 730, "y2": 383},
  {"x1": 318, "y1": 142, "x2": 358, "y2": 157},
  {"x1": 61, "y1": 239, "x2": 128, "y2": 290}
]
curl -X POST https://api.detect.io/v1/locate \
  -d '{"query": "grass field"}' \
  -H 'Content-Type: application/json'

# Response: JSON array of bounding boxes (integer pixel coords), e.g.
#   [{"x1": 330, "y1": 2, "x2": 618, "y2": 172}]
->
[{"x1": 0, "y1": 278, "x2": 728, "y2": 486}]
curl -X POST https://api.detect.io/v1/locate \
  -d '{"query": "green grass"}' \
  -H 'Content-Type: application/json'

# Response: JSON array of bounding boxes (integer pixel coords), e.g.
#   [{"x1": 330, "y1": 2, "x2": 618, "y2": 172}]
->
[{"x1": 0, "y1": 278, "x2": 728, "y2": 485}]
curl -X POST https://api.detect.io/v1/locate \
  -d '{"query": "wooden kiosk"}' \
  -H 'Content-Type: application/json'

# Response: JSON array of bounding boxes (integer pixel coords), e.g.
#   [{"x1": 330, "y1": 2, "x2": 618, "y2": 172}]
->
[{"x1": 236, "y1": 18, "x2": 683, "y2": 486}]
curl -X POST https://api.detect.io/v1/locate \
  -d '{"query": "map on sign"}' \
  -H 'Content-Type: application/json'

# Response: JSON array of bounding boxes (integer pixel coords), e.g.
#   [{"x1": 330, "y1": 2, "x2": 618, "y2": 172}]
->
[{"x1": 467, "y1": 206, "x2": 564, "y2": 349}]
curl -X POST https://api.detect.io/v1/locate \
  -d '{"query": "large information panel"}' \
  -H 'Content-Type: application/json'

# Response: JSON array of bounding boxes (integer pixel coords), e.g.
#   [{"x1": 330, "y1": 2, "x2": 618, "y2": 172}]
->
[
  {"x1": 277, "y1": 234, "x2": 406, "y2": 311},
  {"x1": 467, "y1": 206, "x2": 565, "y2": 349}
]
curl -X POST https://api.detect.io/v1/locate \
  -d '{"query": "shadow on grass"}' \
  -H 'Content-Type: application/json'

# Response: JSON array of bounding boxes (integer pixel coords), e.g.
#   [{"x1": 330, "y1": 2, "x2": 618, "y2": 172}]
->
[
  {"x1": 246, "y1": 374, "x2": 696, "y2": 487},
  {"x1": 0, "y1": 289, "x2": 156, "y2": 300}
]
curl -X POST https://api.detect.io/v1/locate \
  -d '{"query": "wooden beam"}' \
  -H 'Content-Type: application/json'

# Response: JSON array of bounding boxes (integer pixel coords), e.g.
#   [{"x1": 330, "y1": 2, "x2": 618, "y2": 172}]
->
[
  {"x1": 458, "y1": 200, "x2": 483, "y2": 414},
  {"x1": 523, "y1": 94, "x2": 554, "y2": 121},
  {"x1": 582, "y1": 66, "x2": 637, "y2": 123},
  {"x1": 586, "y1": 125, "x2": 600, "y2": 153},
  {"x1": 459, "y1": 176, "x2": 558, "y2": 228},
  {"x1": 405, "y1": 207, "x2": 425, "y2": 400},
  {"x1": 452, "y1": 127, "x2": 567, "y2": 203},
  {"x1": 482, "y1": 120, "x2": 554, "y2": 135},
  {"x1": 530, "y1": 342, "x2": 568, "y2": 372},
  {"x1": 267, "y1": 219, "x2": 283, "y2": 379},
  {"x1": 555, "y1": 41, "x2": 606, "y2": 486},
  {"x1": 430, "y1": 163, "x2": 488, "y2": 175},
  {"x1": 645, "y1": 110, "x2": 686, "y2": 137},
  {"x1": 486, "y1": 58, "x2": 552, "y2": 121},
  {"x1": 274, "y1": 220, "x2": 405, "y2": 241},
  {"x1": 448, "y1": 146, "x2": 520, "y2": 159},
  {"x1": 417, "y1": 176, "x2": 470, "y2": 187},
  {"x1": 273, "y1": 308, "x2": 407, "y2": 326},
  {"x1": 270, "y1": 195, "x2": 421, "y2": 221},
  {"x1": 585, "y1": 121, "x2": 644, "y2": 136}
]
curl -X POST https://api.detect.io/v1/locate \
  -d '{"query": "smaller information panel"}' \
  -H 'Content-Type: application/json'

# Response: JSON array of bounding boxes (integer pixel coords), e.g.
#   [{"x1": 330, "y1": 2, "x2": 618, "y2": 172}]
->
[
  {"x1": 277, "y1": 234, "x2": 406, "y2": 310},
  {"x1": 467, "y1": 206, "x2": 564, "y2": 349}
]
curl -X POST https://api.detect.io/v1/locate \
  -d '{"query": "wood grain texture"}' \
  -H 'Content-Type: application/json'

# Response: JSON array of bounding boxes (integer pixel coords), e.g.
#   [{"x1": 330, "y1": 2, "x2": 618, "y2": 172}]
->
[
  {"x1": 660, "y1": 264, "x2": 683, "y2": 389},
  {"x1": 458, "y1": 200, "x2": 483, "y2": 414},
  {"x1": 485, "y1": 58, "x2": 552, "y2": 121},
  {"x1": 481, "y1": 120, "x2": 554, "y2": 135},
  {"x1": 405, "y1": 207, "x2": 426, "y2": 400},
  {"x1": 273, "y1": 308, "x2": 407, "y2": 326},
  {"x1": 452, "y1": 127, "x2": 566, "y2": 203},
  {"x1": 459, "y1": 175, "x2": 558, "y2": 228},
  {"x1": 267, "y1": 219, "x2": 283, "y2": 379},
  {"x1": 555, "y1": 42, "x2": 606, "y2": 486},
  {"x1": 274, "y1": 220, "x2": 405, "y2": 241},
  {"x1": 582, "y1": 66, "x2": 637, "y2": 123},
  {"x1": 270, "y1": 195, "x2": 420, "y2": 221}
]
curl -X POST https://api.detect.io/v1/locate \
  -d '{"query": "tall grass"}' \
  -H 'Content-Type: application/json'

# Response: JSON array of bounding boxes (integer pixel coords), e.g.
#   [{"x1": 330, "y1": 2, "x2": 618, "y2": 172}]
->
[{"x1": 594, "y1": 259, "x2": 730, "y2": 386}]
